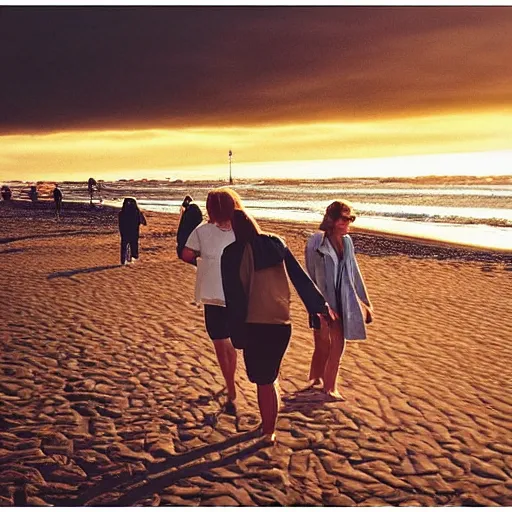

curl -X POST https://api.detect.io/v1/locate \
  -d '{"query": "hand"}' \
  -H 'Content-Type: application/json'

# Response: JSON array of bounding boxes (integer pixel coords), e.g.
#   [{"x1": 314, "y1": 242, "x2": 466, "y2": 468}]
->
[
  {"x1": 328, "y1": 305, "x2": 339, "y2": 321},
  {"x1": 322, "y1": 305, "x2": 339, "y2": 323},
  {"x1": 315, "y1": 305, "x2": 338, "y2": 327},
  {"x1": 315, "y1": 312, "x2": 329, "y2": 329}
]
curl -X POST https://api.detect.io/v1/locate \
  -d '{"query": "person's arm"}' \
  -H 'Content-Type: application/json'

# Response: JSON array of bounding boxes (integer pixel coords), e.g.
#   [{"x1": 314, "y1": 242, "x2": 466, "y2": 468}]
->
[
  {"x1": 284, "y1": 246, "x2": 328, "y2": 316},
  {"x1": 221, "y1": 243, "x2": 248, "y2": 347},
  {"x1": 181, "y1": 227, "x2": 201, "y2": 265},
  {"x1": 220, "y1": 242, "x2": 247, "y2": 312},
  {"x1": 353, "y1": 256, "x2": 373, "y2": 322},
  {"x1": 304, "y1": 235, "x2": 316, "y2": 282},
  {"x1": 239, "y1": 244, "x2": 254, "y2": 295},
  {"x1": 181, "y1": 247, "x2": 199, "y2": 265},
  {"x1": 347, "y1": 238, "x2": 373, "y2": 322},
  {"x1": 139, "y1": 211, "x2": 147, "y2": 226}
]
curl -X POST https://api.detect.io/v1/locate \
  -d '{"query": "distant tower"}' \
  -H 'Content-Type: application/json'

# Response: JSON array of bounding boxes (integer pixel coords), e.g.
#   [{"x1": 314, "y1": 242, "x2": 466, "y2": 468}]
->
[{"x1": 228, "y1": 149, "x2": 233, "y2": 185}]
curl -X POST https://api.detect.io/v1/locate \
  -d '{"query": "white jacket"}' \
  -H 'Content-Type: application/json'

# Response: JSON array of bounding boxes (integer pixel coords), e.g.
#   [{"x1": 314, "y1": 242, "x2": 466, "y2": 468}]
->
[{"x1": 305, "y1": 232, "x2": 372, "y2": 340}]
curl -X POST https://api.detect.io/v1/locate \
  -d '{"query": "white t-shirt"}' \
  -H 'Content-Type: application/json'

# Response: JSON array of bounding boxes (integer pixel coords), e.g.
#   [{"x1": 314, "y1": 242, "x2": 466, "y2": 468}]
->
[{"x1": 185, "y1": 222, "x2": 235, "y2": 306}]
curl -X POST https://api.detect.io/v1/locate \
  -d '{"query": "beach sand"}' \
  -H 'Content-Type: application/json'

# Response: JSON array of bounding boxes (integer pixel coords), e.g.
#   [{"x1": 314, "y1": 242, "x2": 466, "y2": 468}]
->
[{"x1": 1, "y1": 199, "x2": 511, "y2": 506}]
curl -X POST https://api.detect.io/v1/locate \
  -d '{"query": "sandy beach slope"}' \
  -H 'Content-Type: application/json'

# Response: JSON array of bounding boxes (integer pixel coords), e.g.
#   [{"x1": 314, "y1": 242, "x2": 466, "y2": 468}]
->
[{"x1": 1, "y1": 199, "x2": 511, "y2": 506}]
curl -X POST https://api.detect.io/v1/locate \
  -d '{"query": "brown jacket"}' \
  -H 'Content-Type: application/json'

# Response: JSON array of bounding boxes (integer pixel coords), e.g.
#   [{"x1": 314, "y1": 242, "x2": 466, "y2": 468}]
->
[
  {"x1": 240, "y1": 243, "x2": 291, "y2": 324},
  {"x1": 221, "y1": 235, "x2": 328, "y2": 346}
]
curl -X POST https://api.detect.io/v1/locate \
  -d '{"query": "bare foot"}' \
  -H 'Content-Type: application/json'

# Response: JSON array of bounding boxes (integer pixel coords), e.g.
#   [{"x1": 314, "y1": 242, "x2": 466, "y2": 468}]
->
[
  {"x1": 323, "y1": 390, "x2": 346, "y2": 401},
  {"x1": 302, "y1": 378, "x2": 323, "y2": 391},
  {"x1": 262, "y1": 432, "x2": 277, "y2": 445},
  {"x1": 224, "y1": 401, "x2": 237, "y2": 416},
  {"x1": 227, "y1": 383, "x2": 237, "y2": 402}
]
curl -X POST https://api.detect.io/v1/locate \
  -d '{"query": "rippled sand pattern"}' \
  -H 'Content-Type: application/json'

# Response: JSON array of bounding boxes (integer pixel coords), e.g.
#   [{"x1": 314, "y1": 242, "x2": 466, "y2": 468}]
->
[{"x1": 1, "y1": 201, "x2": 511, "y2": 506}]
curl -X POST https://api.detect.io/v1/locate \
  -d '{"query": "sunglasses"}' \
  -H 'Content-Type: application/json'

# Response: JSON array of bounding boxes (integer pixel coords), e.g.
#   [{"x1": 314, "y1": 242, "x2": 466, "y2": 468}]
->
[{"x1": 339, "y1": 215, "x2": 356, "y2": 223}]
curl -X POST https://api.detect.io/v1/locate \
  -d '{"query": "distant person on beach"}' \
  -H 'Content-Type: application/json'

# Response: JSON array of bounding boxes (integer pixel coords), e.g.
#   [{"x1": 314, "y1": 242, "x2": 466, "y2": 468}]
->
[
  {"x1": 305, "y1": 200, "x2": 373, "y2": 400},
  {"x1": 221, "y1": 209, "x2": 330, "y2": 444},
  {"x1": 53, "y1": 184, "x2": 63, "y2": 220},
  {"x1": 118, "y1": 197, "x2": 147, "y2": 265},
  {"x1": 88, "y1": 177, "x2": 97, "y2": 206},
  {"x1": 180, "y1": 188, "x2": 242, "y2": 410},
  {"x1": 29, "y1": 185, "x2": 38, "y2": 202},
  {"x1": 97, "y1": 180, "x2": 103, "y2": 205},
  {"x1": 1, "y1": 185, "x2": 12, "y2": 201},
  {"x1": 177, "y1": 195, "x2": 203, "y2": 261}
]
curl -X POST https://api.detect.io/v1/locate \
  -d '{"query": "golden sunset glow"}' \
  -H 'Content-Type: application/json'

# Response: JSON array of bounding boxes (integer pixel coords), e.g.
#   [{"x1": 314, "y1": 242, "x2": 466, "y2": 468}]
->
[
  {"x1": 1, "y1": 7, "x2": 512, "y2": 182},
  {"x1": 2, "y1": 110, "x2": 512, "y2": 182}
]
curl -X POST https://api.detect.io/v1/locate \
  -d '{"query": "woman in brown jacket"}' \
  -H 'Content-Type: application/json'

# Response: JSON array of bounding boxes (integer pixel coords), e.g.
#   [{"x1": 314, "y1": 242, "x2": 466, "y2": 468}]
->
[{"x1": 221, "y1": 209, "x2": 330, "y2": 444}]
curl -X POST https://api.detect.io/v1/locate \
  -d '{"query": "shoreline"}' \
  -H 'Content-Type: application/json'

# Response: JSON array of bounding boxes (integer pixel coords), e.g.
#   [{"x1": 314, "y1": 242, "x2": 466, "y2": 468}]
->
[
  {"x1": 4, "y1": 173, "x2": 512, "y2": 186},
  {"x1": 352, "y1": 225, "x2": 512, "y2": 256},
  {"x1": 2, "y1": 198, "x2": 511, "y2": 261}
]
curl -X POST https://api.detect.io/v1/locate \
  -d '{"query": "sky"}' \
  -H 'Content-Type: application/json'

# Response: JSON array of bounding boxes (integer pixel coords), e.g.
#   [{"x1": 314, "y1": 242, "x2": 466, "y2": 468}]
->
[{"x1": 1, "y1": 5, "x2": 512, "y2": 181}]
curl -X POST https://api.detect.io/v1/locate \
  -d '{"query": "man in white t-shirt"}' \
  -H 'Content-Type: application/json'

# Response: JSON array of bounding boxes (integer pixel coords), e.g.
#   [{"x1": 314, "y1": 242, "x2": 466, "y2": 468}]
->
[{"x1": 181, "y1": 188, "x2": 243, "y2": 411}]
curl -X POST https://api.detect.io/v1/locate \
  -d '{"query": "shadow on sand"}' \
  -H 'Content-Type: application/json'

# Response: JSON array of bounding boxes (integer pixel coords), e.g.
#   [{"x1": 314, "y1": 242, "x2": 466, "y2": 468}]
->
[
  {"x1": 280, "y1": 386, "x2": 338, "y2": 416},
  {"x1": 48, "y1": 264, "x2": 121, "y2": 279},
  {"x1": 75, "y1": 427, "x2": 266, "y2": 506},
  {"x1": 0, "y1": 248, "x2": 25, "y2": 255},
  {"x1": 0, "y1": 230, "x2": 116, "y2": 245}
]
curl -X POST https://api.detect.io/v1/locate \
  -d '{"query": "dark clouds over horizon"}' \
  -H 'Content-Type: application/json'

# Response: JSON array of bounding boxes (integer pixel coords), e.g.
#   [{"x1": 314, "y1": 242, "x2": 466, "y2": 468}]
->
[{"x1": 1, "y1": 5, "x2": 512, "y2": 134}]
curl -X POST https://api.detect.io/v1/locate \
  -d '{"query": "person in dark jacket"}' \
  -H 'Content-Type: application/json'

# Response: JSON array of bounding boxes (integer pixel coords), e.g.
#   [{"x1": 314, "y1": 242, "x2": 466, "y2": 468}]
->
[
  {"x1": 28, "y1": 185, "x2": 38, "y2": 202},
  {"x1": 118, "y1": 197, "x2": 147, "y2": 265},
  {"x1": 176, "y1": 195, "x2": 203, "y2": 262},
  {"x1": 221, "y1": 209, "x2": 330, "y2": 444},
  {"x1": 88, "y1": 177, "x2": 97, "y2": 206},
  {"x1": 53, "y1": 184, "x2": 63, "y2": 220},
  {"x1": 1, "y1": 185, "x2": 12, "y2": 201}
]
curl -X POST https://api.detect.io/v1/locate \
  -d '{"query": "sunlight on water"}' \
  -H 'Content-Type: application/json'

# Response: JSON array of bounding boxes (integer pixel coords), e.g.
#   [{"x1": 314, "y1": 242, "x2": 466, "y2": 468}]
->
[
  {"x1": 355, "y1": 217, "x2": 512, "y2": 251},
  {"x1": 355, "y1": 202, "x2": 512, "y2": 222},
  {"x1": 132, "y1": 199, "x2": 512, "y2": 252},
  {"x1": 241, "y1": 185, "x2": 512, "y2": 197},
  {"x1": 200, "y1": 150, "x2": 512, "y2": 181}
]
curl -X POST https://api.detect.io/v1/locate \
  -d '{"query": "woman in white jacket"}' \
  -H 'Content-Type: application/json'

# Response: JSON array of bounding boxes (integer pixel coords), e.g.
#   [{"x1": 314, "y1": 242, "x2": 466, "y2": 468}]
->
[{"x1": 305, "y1": 200, "x2": 373, "y2": 400}]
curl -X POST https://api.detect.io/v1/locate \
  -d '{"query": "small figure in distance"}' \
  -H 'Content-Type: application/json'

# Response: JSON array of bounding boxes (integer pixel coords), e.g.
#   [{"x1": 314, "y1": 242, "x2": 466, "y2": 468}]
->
[
  {"x1": 118, "y1": 197, "x2": 147, "y2": 265},
  {"x1": 176, "y1": 195, "x2": 203, "y2": 262},
  {"x1": 305, "y1": 200, "x2": 373, "y2": 401},
  {"x1": 97, "y1": 180, "x2": 103, "y2": 206},
  {"x1": 1, "y1": 185, "x2": 12, "y2": 201},
  {"x1": 53, "y1": 183, "x2": 63, "y2": 220},
  {"x1": 88, "y1": 177, "x2": 97, "y2": 207},
  {"x1": 29, "y1": 185, "x2": 38, "y2": 202}
]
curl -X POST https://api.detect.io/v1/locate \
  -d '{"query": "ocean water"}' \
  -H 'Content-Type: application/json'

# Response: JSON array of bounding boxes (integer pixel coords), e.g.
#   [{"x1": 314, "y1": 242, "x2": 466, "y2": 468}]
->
[
  {"x1": 129, "y1": 198, "x2": 511, "y2": 251},
  {"x1": 4, "y1": 180, "x2": 512, "y2": 251},
  {"x1": 104, "y1": 181, "x2": 511, "y2": 251}
]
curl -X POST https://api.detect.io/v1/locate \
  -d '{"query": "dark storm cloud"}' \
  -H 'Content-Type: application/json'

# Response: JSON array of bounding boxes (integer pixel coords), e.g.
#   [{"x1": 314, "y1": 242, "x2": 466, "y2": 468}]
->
[{"x1": 1, "y1": 6, "x2": 512, "y2": 133}]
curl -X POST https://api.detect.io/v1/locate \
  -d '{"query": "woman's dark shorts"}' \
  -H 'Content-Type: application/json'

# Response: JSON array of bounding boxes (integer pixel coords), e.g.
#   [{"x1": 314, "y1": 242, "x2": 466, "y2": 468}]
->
[
  {"x1": 204, "y1": 304, "x2": 230, "y2": 341},
  {"x1": 243, "y1": 323, "x2": 292, "y2": 385}
]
